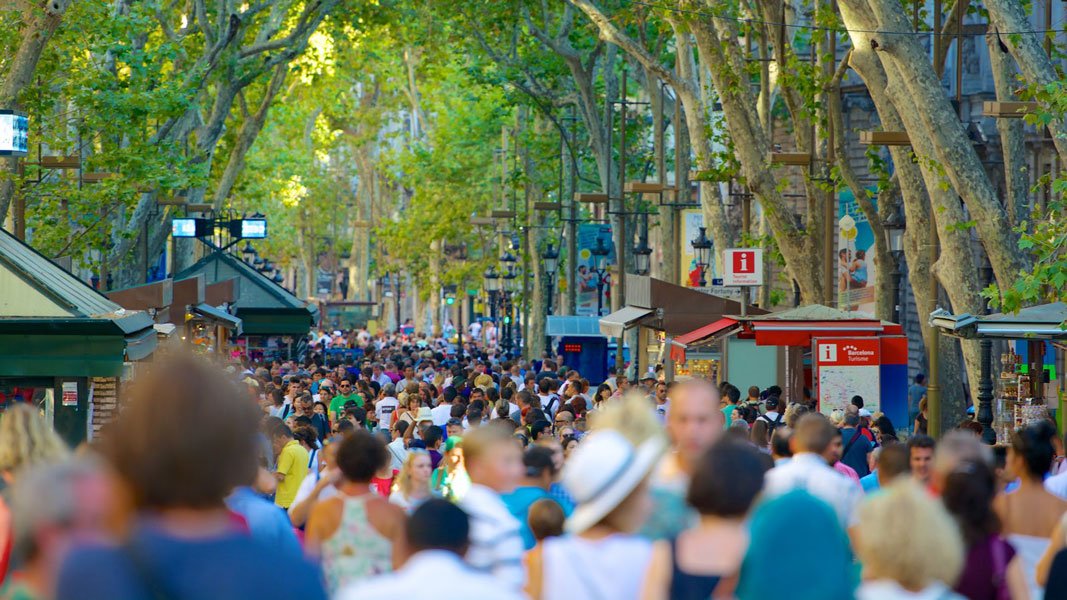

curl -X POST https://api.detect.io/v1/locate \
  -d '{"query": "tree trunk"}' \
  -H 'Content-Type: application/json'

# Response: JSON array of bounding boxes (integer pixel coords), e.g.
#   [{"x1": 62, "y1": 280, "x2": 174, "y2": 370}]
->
[
  {"x1": 983, "y1": 0, "x2": 1067, "y2": 163},
  {"x1": 859, "y1": 0, "x2": 1024, "y2": 289},
  {"x1": 985, "y1": 32, "x2": 1029, "y2": 227},
  {"x1": 212, "y1": 62, "x2": 290, "y2": 208},
  {"x1": 429, "y1": 239, "x2": 442, "y2": 337},
  {"x1": 0, "y1": 0, "x2": 74, "y2": 221}
]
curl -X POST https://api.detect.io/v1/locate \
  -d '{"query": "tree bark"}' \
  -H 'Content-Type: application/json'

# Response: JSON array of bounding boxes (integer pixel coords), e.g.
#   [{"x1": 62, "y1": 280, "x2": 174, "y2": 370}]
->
[
  {"x1": 212, "y1": 62, "x2": 290, "y2": 208},
  {"x1": 0, "y1": 0, "x2": 74, "y2": 221},
  {"x1": 985, "y1": 30, "x2": 1029, "y2": 227},
  {"x1": 983, "y1": 0, "x2": 1067, "y2": 162},
  {"x1": 859, "y1": 0, "x2": 1024, "y2": 290}
]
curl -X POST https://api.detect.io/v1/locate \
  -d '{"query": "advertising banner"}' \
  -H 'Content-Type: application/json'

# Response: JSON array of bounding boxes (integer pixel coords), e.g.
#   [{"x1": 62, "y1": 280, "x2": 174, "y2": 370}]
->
[
  {"x1": 837, "y1": 188, "x2": 878, "y2": 315},
  {"x1": 815, "y1": 337, "x2": 881, "y2": 416},
  {"x1": 575, "y1": 223, "x2": 614, "y2": 316}
]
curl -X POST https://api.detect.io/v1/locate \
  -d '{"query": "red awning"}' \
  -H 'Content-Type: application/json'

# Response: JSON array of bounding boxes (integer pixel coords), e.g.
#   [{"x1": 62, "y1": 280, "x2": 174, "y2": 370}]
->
[
  {"x1": 749, "y1": 319, "x2": 885, "y2": 347},
  {"x1": 670, "y1": 318, "x2": 740, "y2": 362}
]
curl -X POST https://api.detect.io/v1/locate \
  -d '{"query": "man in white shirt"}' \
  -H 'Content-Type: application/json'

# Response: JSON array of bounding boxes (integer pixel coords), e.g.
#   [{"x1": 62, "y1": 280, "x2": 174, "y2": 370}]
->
[
  {"x1": 431, "y1": 387, "x2": 458, "y2": 427},
  {"x1": 457, "y1": 425, "x2": 525, "y2": 591},
  {"x1": 764, "y1": 412, "x2": 862, "y2": 530},
  {"x1": 375, "y1": 383, "x2": 399, "y2": 425},
  {"x1": 339, "y1": 499, "x2": 524, "y2": 600},
  {"x1": 537, "y1": 378, "x2": 560, "y2": 417}
]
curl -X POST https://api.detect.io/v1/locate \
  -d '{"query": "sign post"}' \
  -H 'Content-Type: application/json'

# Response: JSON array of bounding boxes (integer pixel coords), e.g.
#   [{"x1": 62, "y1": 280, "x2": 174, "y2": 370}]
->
[{"x1": 722, "y1": 249, "x2": 763, "y2": 315}]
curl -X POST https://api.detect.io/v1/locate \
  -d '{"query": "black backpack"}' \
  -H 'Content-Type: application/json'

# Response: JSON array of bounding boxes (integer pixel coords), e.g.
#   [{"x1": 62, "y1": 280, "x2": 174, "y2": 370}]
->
[{"x1": 759, "y1": 410, "x2": 784, "y2": 432}]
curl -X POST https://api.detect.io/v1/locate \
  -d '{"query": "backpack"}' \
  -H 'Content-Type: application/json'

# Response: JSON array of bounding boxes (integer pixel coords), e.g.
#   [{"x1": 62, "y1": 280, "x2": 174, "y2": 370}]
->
[{"x1": 759, "y1": 411, "x2": 784, "y2": 432}]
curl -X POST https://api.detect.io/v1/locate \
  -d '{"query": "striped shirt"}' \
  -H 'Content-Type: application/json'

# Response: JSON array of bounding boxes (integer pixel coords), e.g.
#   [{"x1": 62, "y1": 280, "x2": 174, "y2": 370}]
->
[{"x1": 458, "y1": 484, "x2": 525, "y2": 591}]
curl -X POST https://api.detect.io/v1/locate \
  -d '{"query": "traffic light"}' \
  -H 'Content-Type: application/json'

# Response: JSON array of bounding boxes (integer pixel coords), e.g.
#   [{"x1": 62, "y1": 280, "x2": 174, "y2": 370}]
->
[{"x1": 445, "y1": 296, "x2": 455, "y2": 305}]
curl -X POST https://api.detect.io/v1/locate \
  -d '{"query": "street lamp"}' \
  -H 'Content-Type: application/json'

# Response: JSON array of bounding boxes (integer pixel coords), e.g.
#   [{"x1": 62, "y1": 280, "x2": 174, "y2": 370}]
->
[
  {"x1": 690, "y1": 226, "x2": 712, "y2": 287},
  {"x1": 590, "y1": 236, "x2": 610, "y2": 316},
  {"x1": 241, "y1": 242, "x2": 256, "y2": 263},
  {"x1": 541, "y1": 243, "x2": 559, "y2": 315},
  {"x1": 501, "y1": 266, "x2": 519, "y2": 355},
  {"x1": 483, "y1": 265, "x2": 501, "y2": 333},
  {"x1": 883, "y1": 210, "x2": 906, "y2": 324},
  {"x1": 633, "y1": 236, "x2": 652, "y2": 276}
]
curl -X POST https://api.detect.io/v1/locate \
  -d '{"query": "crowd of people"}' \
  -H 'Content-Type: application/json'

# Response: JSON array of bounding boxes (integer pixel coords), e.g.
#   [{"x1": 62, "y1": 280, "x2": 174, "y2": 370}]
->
[{"x1": 2, "y1": 327, "x2": 1067, "y2": 599}]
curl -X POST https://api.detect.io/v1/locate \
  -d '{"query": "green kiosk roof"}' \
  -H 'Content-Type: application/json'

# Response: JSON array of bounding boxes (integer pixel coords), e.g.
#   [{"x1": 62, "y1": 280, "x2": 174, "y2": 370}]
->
[
  {"x1": 0, "y1": 229, "x2": 158, "y2": 377},
  {"x1": 174, "y1": 250, "x2": 315, "y2": 336}
]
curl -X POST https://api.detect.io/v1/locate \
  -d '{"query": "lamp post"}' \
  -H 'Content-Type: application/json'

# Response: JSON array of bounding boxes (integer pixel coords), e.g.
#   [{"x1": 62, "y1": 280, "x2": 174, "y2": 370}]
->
[
  {"x1": 502, "y1": 265, "x2": 519, "y2": 356},
  {"x1": 541, "y1": 243, "x2": 560, "y2": 355},
  {"x1": 483, "y1": 266, "x2": 501, "y2": 340},
  {"x1": 883, "y1": 211, "x2": 906, "y2": 324},
  {"x1": 690, "y1": 226, "x2": 712, "y2": 287},
  {"x1": 977, "y1": 261, "x2": 996, "y2": 444},
  {"x1": 241, "y1": 242, "x2": 257, "y2": 264},
  {"x1": 590, "y1": 236, "x2": 610, "y2": 317}
]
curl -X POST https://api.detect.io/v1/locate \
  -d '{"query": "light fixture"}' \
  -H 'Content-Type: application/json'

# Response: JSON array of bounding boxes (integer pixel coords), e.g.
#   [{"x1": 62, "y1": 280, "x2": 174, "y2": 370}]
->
[
  {"x1": 541, "y1": 243, "x2": 559, "y2": 276},
  {"x1": 883, "y1": 209, "x2": 906, "y2": 255},
  {"x1": 633, "y1": 237, "x2": 652, "y2": 276},
  {"x1": 241, "y1": 242, "x2": 256, "y2": 259},
  {"x1": 483, "y1": 266, "x2": 501, "y2": 293},
  {"x1": 690, "y1": 226, "x2": 712, "y2": 286},
  {"x1": 590, "y1": 236, "x2": 610, "y2": 270}
]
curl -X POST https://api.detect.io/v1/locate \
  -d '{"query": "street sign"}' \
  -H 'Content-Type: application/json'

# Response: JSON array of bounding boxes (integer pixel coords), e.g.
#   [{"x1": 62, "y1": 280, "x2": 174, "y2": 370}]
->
[{"x1": 722, "y1": 249, "x2": 763, "y2": 286}]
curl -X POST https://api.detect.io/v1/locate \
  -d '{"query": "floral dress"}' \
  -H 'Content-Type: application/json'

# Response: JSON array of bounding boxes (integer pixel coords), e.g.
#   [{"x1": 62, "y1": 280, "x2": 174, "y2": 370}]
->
[{"x1": 320, "y1": 494, "x2": 392, "y2": 595}]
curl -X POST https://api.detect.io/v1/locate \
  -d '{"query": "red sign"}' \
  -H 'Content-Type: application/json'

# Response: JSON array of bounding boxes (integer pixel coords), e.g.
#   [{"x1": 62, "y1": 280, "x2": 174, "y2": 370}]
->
[
  {"x1": 563, "y1": 343, "x2": 583, "y2": 353},
  {"x1": 722, "y1": 249, "x2": 764, "y2": 286},
  {"x1": 815, "y1": 338, "x2": 880, "y2": 366}
]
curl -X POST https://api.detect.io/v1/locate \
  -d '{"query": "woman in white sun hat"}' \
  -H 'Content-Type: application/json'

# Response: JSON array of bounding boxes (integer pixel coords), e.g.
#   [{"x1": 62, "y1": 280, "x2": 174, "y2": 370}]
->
[{"x1": 525, "y1": 394, "x2": 666, "y2": 600}]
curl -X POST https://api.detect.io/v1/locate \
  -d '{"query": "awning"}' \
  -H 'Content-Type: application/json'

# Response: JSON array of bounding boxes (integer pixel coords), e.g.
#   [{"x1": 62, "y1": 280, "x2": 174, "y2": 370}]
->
[
  {"x1": 670, "y1": 318, "x2": 741, "y2": 362},
  {"x1": 599, "y1": 306, "x2": 653, "y2": 338},
  {"x1": 191, "y1": 303, "x2": 243, "y2": 335},
  {"x1": 930, "y1": 303, "x2": 1067, "y2": 340}
]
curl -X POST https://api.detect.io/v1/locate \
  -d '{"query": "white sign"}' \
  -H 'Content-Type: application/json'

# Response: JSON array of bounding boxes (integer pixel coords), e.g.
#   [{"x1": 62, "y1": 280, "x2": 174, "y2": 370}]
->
[
  {"x1": 815, "y1": 337, "x2": 881, "y2": 415},
  {"x1": 722, "y1": 249, "x2": 763, "y2": 286},
  {"x1": 0, "y1": 111, "x2": 29, "y2": 156}
]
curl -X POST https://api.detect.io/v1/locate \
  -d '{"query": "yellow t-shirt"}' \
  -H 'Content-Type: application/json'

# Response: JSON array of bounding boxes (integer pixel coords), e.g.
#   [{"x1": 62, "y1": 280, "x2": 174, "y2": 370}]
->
[{"x1": 275, "y1": 439, "x2": 310, "y2": 508}]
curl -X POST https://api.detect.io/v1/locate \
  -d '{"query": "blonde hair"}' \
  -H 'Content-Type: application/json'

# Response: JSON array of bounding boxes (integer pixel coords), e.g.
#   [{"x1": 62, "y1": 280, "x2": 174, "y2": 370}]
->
[
  {"x1": 0, "y1": 404, "x2": 69, "y2": 475},
  {"x1": 589, "y1": 391, "x2": 663, "y2": 447},
  {"x1": 855, "y1": 479, "x2": 964, "y2": 589},
  {"x1": 394, "y1": 450, "x2": 431, "y2": 497}
]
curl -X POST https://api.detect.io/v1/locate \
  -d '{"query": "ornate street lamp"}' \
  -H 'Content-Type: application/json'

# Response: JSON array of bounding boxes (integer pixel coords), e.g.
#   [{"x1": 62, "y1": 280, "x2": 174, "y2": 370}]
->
[
  {"x1": 690, "y1": 226, "x2": 712, "y2": 287},
  {"x1": 882, "y1": 210, "x2": 906, "y2": 324},
  {"x1": 590, "y1": 236, "x2": 611, "y2": 316},
  {"x1": 633, "y1": 236, "x2": 652, "y2": 276},
  {"x1": 483, "y1": 265, "x2": 500, "y2": 328}
]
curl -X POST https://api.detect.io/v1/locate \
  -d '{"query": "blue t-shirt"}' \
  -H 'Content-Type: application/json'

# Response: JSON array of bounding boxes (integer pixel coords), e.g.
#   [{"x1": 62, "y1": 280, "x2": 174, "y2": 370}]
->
[
  {"x1": 859, "y1": 471, "x2": 880, "y2": 494},
  {"x1": 839, "y1": 428, "x2": 873, "y2": 477},
  {"x1": 501, "y1": 487, "x2": 570, "y2": 550},
  {"x1": 226, "y1": 487, "x2": 302, "y2": 556},
  {"x1": 56, "y1": 518, "x2": 326, "y2": 600}
]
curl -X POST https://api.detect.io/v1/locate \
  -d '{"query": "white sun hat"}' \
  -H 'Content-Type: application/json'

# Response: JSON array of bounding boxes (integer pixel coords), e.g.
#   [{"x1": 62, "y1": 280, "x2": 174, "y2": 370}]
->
[{"x1": 561, "y1": 429, "x2": 666, "y2": 534}]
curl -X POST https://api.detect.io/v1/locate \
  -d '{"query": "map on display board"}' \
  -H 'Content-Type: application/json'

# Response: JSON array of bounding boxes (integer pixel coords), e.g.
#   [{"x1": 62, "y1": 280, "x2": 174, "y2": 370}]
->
[{"x1": 815, "y1": 337, "x2": 880, "y2": 415}]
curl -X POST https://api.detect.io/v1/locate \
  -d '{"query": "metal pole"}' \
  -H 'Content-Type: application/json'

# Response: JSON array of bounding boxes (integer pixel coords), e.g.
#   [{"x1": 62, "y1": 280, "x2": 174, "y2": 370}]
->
[
  {"x1": 822, "y1": 2, "x2": 836, "y2": 307},
  {"x1": 673, "y1": 94, "x2": 683, "y2": 283},
  {"x1": 927, "y1": 0, "x2": 944, "y2": 438},
  {"x1": 615, "y1": 67, "x2": 628, "y2": 372},
  {"x1": 567, "y1": 107, "x2": 578, "y2": 315}
]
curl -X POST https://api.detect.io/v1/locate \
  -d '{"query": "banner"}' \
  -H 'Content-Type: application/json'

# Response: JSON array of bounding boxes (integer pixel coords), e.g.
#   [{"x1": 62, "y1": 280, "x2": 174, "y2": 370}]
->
[
  {"x1": 837, "y1": 188, "x2": 878, "y2": 315},
  {"x1": 815, "y1": 337, "x2": 881, "y2": 416},
  {"x1": 575, "y1": 223, "x2": 614, "y2": 316}
]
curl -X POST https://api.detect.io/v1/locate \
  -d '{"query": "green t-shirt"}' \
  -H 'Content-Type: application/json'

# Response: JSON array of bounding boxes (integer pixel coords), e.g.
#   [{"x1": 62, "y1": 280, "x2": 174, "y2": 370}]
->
[
  {"x1": 722, "y1": 404, "x2": 737, "y2": 428},
  {"x1": 329, "y1": 392, "x2": 363, "y2": 419}
]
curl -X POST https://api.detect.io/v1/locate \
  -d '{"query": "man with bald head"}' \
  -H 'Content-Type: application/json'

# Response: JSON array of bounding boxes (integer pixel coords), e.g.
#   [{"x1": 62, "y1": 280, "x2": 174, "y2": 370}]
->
[{"x1": 640, "y1": 378, "x2": 724, "y2": 539}]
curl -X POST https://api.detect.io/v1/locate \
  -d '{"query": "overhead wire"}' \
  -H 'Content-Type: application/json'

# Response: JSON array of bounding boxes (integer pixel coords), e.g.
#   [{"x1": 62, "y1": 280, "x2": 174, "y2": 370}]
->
[{"x1": 627, "y1": 0, "x2": 1067, "y2": 38}]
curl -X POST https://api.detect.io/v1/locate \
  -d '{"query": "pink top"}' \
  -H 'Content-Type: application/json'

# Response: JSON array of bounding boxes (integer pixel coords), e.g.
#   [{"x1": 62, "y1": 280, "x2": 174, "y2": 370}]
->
[{"x1": 833, "y1": 461, "x2": 861, "y2": 486}]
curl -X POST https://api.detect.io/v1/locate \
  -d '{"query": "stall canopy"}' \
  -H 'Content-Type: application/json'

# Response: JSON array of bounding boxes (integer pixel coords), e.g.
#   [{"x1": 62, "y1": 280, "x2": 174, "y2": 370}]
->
[
  {"x1": 930, "y1": 304, "x2": 1067, "y2": 339},
  {"x1": 174, "y1": 250, "x2": 315, "y2": 336},
  {"x1": 670, "y1": 304, "x2": 904, "y2": 362},
  {"x1": 599, "y1": 275, "x2": 767, "y2": 339},
  {"x1": 191, "y1": 303, "x2": 243, "y2": 336},
  {"x1": 0, "y1": 229, "x2": 157, "y2": 376},
  {"x1": 599, "y1": 307, "x2": 653, "y2": 338}
]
